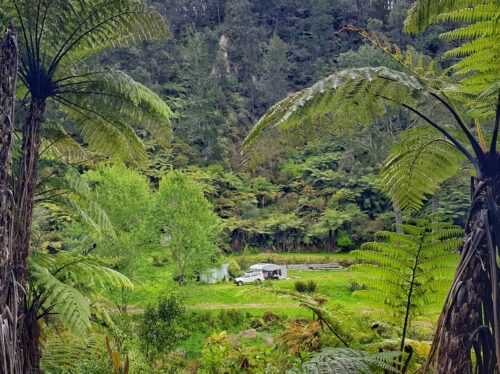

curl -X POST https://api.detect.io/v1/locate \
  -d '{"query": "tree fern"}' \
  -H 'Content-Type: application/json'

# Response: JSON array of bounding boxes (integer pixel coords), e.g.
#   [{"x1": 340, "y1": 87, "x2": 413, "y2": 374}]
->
[
  {"x1": 404, "y1": 0, "x2": 500, "y2": 106},
  {"x1": 35, "y1": 166, "x2": 116, "y2": 241},
  {"x1": 1, "y1": 0, "x2": 172, "y2": 166},
  {"x1": 242, "y1": 67, "x2": 426, "y2": 165},
  {"x1": 29, "y1": 251, "x2": 132, "y2": 335},
  {"x1": 351, "y1": 219, "x2": 462, "y2": 355},
  {"x1": 40, "y1": 330, "x2": 103, "y2": 373},
  {"x1": 380, "y1": 125, "x2": 466, "y2": 212},
  {"x1": 289, "y1": 348, "x2": 401, "y2": 374}
]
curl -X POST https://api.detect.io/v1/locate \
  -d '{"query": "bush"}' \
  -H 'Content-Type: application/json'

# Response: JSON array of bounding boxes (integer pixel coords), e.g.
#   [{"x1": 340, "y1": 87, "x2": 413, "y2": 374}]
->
[
  {"x1": 306, "y1": 280, "x2": 318, "y2": 293},
  {"x1": 227, "y1": 259, "x2": 241, "y2": 278},
  {"x1": 217, "y1": 309, "x2": 245, "y2": 330},
  {"x1": 249, "y1": 318, "x2": 265, "y2": 329},
  {"x1": 279, "y1": 320, "x2": 322, "y2": 356},
  {"x1": 139, "y1": 293, "x2": 189, "y2": 356},
  {"x1": 349, "y1": 280, "x2": 366, "y2": 292},
  {"x1": 294, "y1": 280, "x2": 307, "y2": 293},
  {"x1": 151, "y1": 255, "x2": 169, "y2": 267},
  {"x1": 262, "y1": 311, "x2": 280, "y2": 326},
  {"x1": 336, "y1": 231, "x2": 354, "y2": 250},
  {"x1": 294, "y1": 280, "x2": 318, "y2": 293}
]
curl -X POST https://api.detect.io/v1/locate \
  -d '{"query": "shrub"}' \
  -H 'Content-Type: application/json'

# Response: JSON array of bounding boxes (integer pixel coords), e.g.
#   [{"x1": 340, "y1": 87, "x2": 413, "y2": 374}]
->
[
  {"x1": 336, "y1": 231, "x2": 354, "y2": 250},
  {"x1": 306, "y1": 280, "x2": 318, "y2": 293},
  {"x1": 249, "y1": 318, "x2": 265, "y2": 329},
  {"x1": 279, "y1": 320, "x2": 322, "y2": 356},
  {"x1": 151, "y1": 255, "x2": 169, "y2": 267},
  {"x1": 227, "y1": 259, "x2": 241, "y2": 278},
  {"x1": 294, "y1": 280, "x2": 307, "y2": 293},
  {"x1": 349, "y1": 280, "x2": 366, "y2": 292},
  {"x1": 262, "y1": 311, "x2": 280, "y2": 326},
  {"x1": 217, "y1": 309, "x2": 245, "y2": 330},
  {"x1": 295, "y1": 280, "x2": 318, "y2": 293},
  {"x1": 139, "y1": 293, "x2": 189, "y2": 356}
]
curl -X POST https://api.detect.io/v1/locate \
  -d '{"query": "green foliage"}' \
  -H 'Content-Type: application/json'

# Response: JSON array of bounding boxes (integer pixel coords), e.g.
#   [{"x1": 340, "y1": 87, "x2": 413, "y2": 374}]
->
[
  {"x1": 157, "y1": 171, "x2": 221, "y2": 284},
  {"x1": 30, "y1": 252, "x2": 133, "y2": 334},
  {"x1": 199, "y1": 330, "x2": 283, "y2": 374},
  {"x1": 290, "y1": 348, "x2": 401, "y2": 374},
  {"x1": 242, "y1": 67, "x2": 425, "y2": 165},
  {"x1": 351, "y1": 219, "x2": 462, "y2": 348},
  {"x1": 40, "y1": 331, "x2": 105, "y2": 373},
  {"x1": 380, "y1": 125, "x2": 465, "y2": 212},
  {"x1": 294, "y1": 280, "x2": 318, "y2": 294},
  {"x1": 404, "y1": 0, "x2": 500, "y2": 117},
  {"x1": 3, "y1": 0, "x2": 172, "y2": 165},
  {"x1": 139, "y1": 293, "x2": 188, "y2": 356},
  {"x1": 85, "y1": 164, "x2": 153, "y2": 233},
  {"x1": 227, "y1": 259, "x2": 242, "y2": 278}
]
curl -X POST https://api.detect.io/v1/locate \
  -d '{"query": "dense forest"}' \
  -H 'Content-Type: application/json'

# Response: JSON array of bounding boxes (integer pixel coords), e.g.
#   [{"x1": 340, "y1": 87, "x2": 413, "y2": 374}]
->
[
  {"x1": 0, "y1": 0, "x2": 498, "y2": 374},
  {"x1": 98, "y1": 0, "x2": 468, "y2": 254}
]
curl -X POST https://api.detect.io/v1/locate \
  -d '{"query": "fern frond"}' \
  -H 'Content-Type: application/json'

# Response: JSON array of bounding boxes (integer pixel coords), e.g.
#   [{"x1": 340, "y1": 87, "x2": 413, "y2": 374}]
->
[
  {"x1": 243, "y1": 67, "x2": 426, "y2": 165},
  {"x1": 41, "y1": 121, "x2": 87, "y2": 162},
  {"x1": 404, "y1": 0, "x2": 500, "y2": 108},
  {"x1": 29, "y1": 252, "x2": 132, "y2": 334},
  {"x1": 41, "y1": 330, "x2": 102, "y2": 373},
  {"x1": 30, "y1": 261, "x2": 92, "y2": 334},
  {"x1": 292, "y1": 348, "x2": 401, "y2": 374},
  {"x1": 352, "y1": 219, "x2": 461, "y2": 337},
  {"x1": 380, "y1": 125, "x2": 465, "y2": 212}
]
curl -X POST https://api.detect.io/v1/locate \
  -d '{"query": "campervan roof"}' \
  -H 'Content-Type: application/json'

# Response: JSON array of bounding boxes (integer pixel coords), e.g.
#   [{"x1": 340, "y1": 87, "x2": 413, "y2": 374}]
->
[{"x1": 249, "y1": 263, "x2": 283, "y2": 271}]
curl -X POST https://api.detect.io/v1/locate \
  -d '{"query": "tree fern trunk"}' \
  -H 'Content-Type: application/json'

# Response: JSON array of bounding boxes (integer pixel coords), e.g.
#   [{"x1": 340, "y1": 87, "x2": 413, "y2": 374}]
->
[
  {"x1": 432, "y1": 162, "x2": 500, "y2": 374},
  {"x1": 12, "y1": 99, "x2": 46, "y2": 374},
  {"x1": 0, "y1": 23, "x2": 19, "y2": 374}
]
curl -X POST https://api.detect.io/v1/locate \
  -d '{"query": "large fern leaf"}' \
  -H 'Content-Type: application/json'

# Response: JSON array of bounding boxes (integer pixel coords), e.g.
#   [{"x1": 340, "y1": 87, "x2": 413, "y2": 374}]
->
[
  {"x1": 29, "y1": 252, "x2": 132, "y2": 335},
  {"x1": 351, "y1": 219, "x2": 462, "y2": 349},
  {"x1": 380, "y1": 125, "x2": 467, "y2": 212},
  {"x1": 290, "y1": 348, "x2": 401, "y2": 374},
  {"x1": 242, "y1": 67, "x2": 426, "y2": 164},
  {"x1": 404, "y1": 0, "x2": 500, "y2": 112},
  {"x1": 2, "y1": 0, "x2": 173, "y2": 166}
]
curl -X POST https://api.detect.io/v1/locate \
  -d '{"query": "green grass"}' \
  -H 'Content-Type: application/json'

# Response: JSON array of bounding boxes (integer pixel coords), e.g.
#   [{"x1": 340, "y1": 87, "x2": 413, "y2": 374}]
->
[{"x1": 113, "y1": 250, "x2": 367, "y2": 320}]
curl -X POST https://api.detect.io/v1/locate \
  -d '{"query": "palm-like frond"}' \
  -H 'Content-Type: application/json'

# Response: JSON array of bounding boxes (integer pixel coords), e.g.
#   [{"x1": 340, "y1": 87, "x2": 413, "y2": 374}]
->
[
  {"x1": 40, "y1": 331, "x2": 103, "y2": 373},
  {"x1": 0, "y1": 0, "x2": 168, "y2": 72},
  {"x1": 54, "y1": 69, "x2": 173, "y2": 165},
  {"x1": 290, "y1": 348, "x2": 401, "y2": 374},
  {"x1": 380, "y1": 125, "x2": 466, "y2": 212},
  {"x1": 40, "y1": 121, "x2": 87, "y2": 162},
  {"x1": 404, "y1": 0, "x2": 500, "y2": 109},
  {"x1": 3, "y1": 0, "x2": 172, "y2": 165},
  {"x1": 37, "y1": 168, "x2": 115, "y2": 241},
  {"x1": 351, "y1": 219, "x2": 462, "y2": 350},
  {"x1": 29, "y1": 251, "x2": 132, "y2": 334},
  {"x1": 242, "y1": 67, "x2": 426, "y2": 164}
]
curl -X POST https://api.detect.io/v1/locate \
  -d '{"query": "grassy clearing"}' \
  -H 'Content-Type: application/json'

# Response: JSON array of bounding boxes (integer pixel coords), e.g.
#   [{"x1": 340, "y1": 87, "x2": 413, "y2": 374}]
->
[{"x1": 116, "y1": 250, "x2": 366, "y2": 320}]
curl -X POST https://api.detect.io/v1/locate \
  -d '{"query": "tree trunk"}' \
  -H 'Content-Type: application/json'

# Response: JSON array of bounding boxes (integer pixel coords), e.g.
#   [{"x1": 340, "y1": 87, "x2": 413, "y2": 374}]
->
[
  {"x1": 327, "y1": 229, "x2": 335, "y2": 253},
  {"x1": 429, "y1": 162, "x2": 500, "y2": 374},
  {"x1": 11, "y1": 98, "x2": 46, "y2": 374},
  {"x1": 0, "y1": 23, "x2": 19, "y2": 374}
]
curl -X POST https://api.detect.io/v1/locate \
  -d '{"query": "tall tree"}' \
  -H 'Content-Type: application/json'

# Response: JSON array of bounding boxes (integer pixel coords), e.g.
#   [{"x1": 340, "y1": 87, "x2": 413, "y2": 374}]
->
[
  {"x1": 156, "y1": 171, "x2": 220, "y2": 286},
  {"x1": 0, "y1": 1, "x2": 171, "y2": 372},
  {"x1": 243, "y1": 3, "x2": 499, "y2": 372}
]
